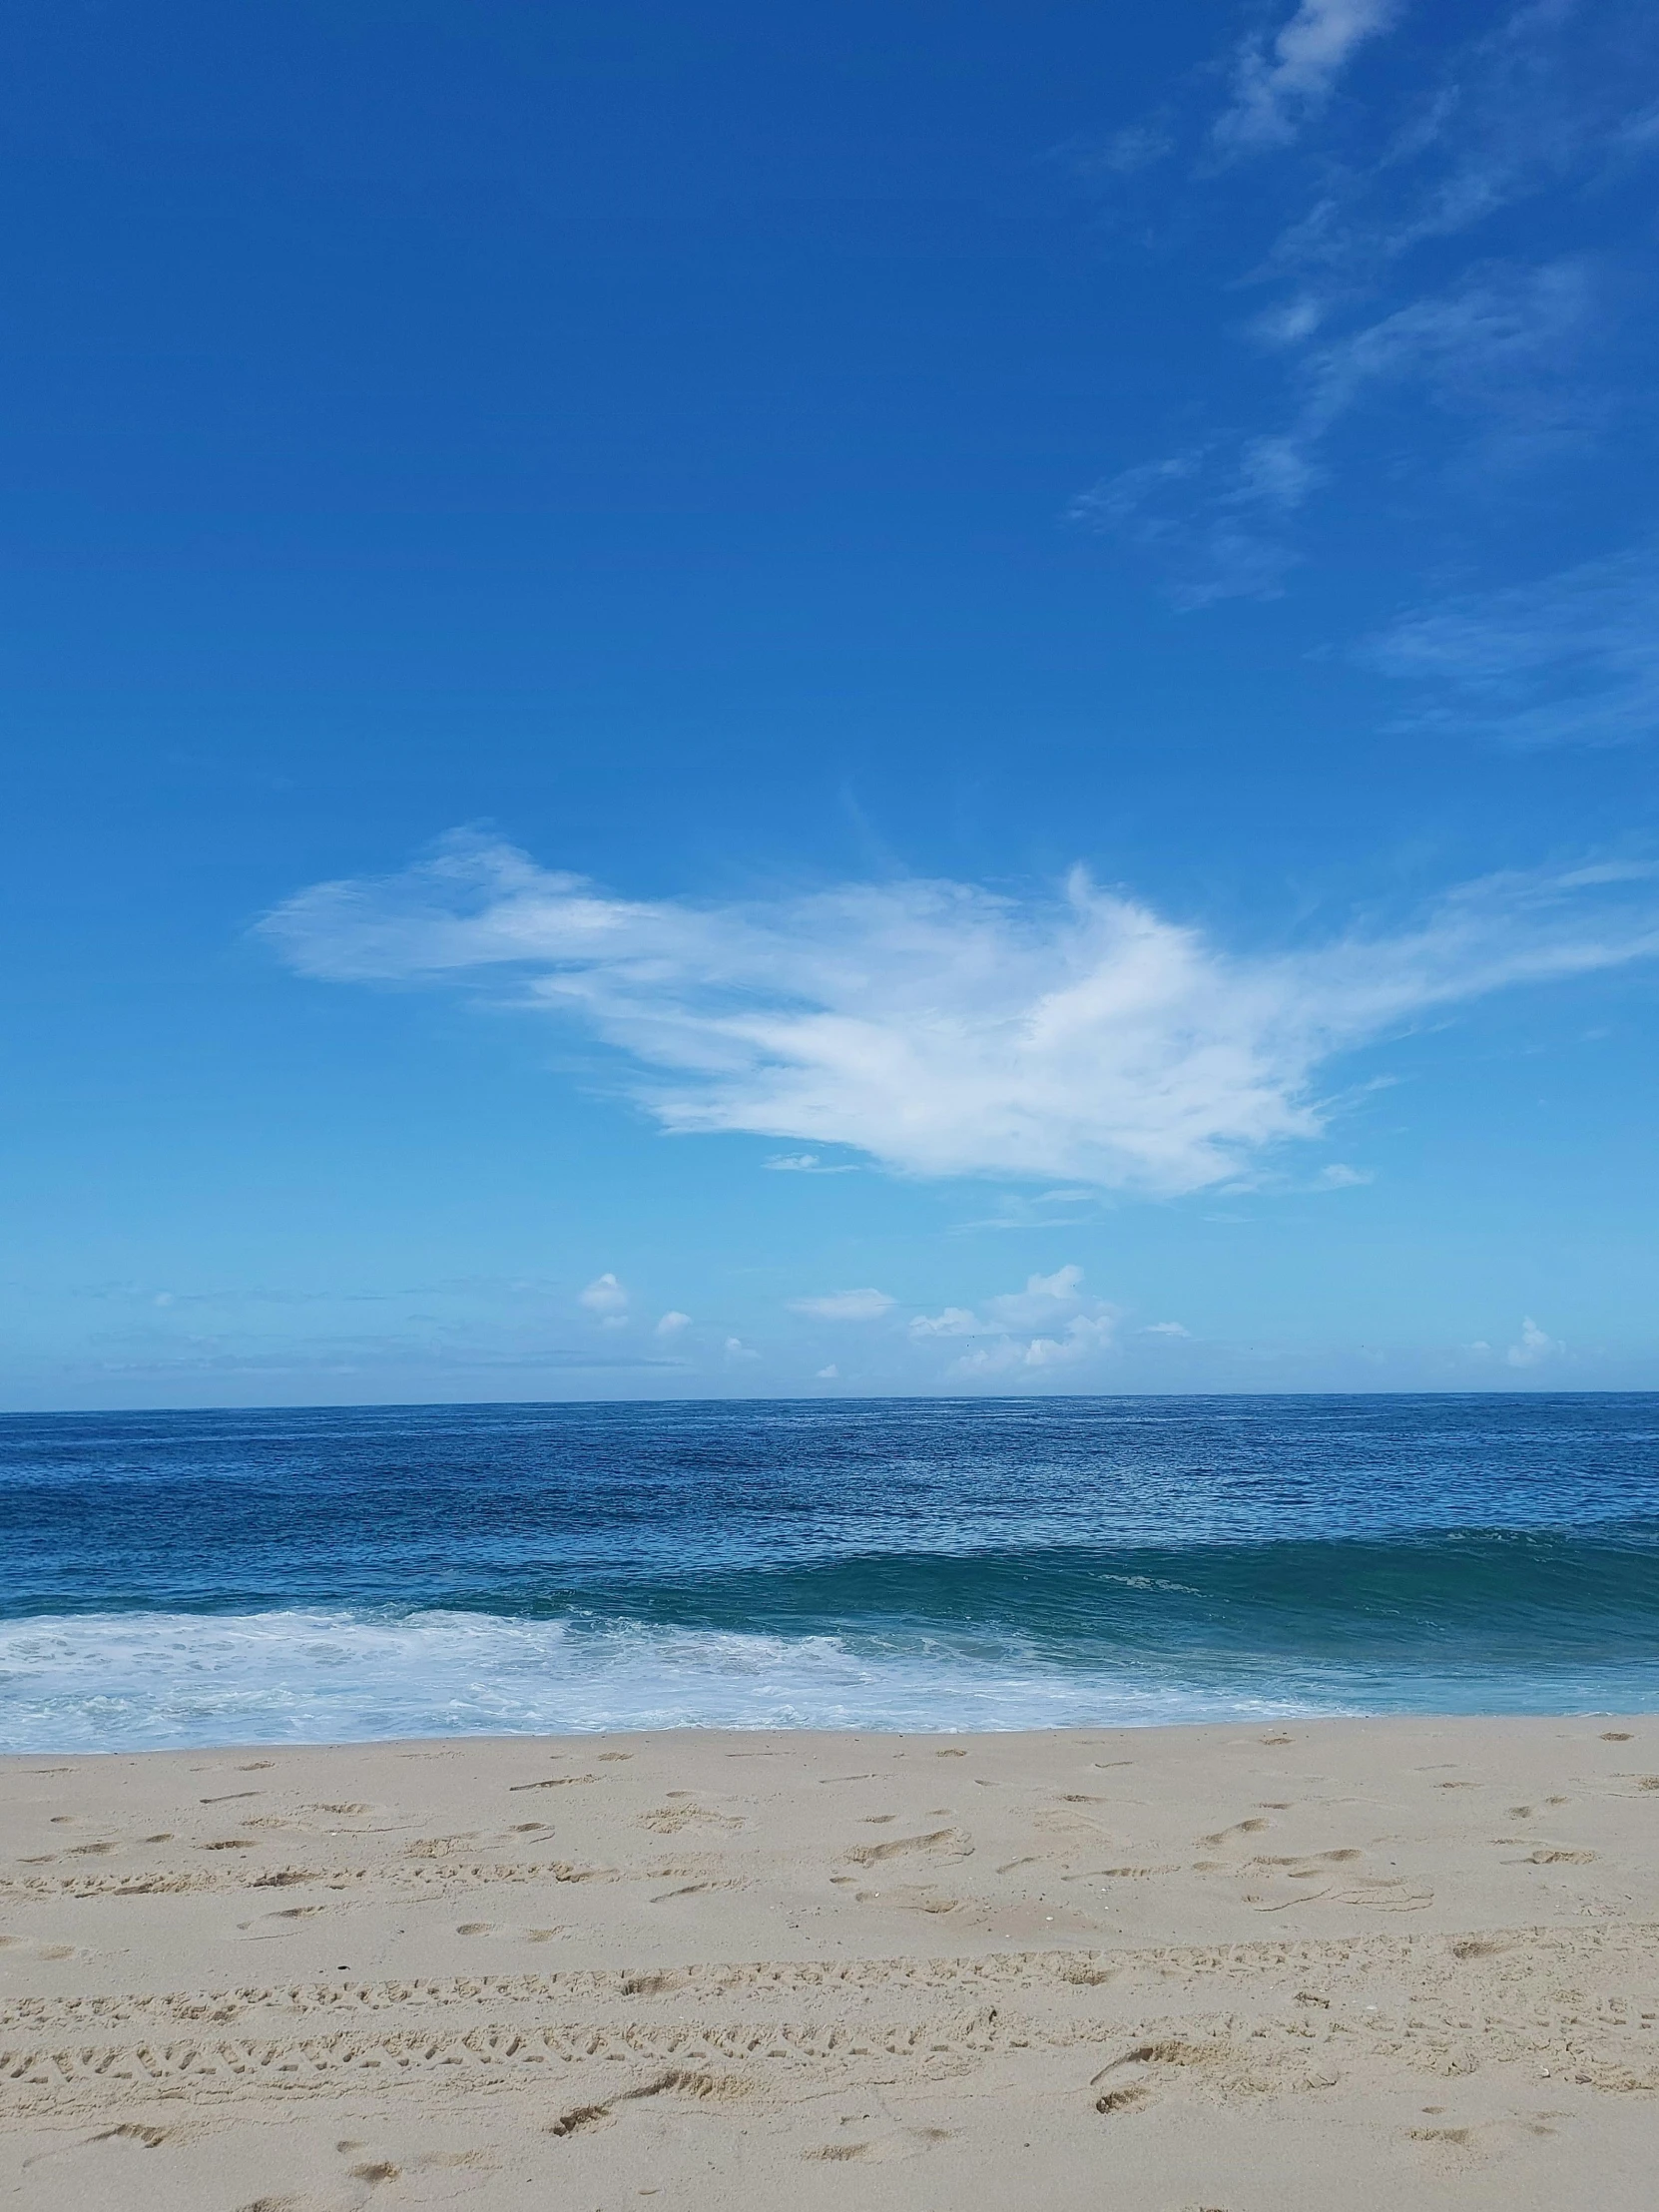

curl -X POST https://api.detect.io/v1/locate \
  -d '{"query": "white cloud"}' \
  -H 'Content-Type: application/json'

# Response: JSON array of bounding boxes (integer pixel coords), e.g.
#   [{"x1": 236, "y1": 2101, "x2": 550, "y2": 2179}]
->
[
  {"x1": 1294, "y1": 259, "x2": 1599, "y2": 455},
  {"x1": 1370, "y1": 539, "x2": 1659, "y2": 749},
  {"x1": 952, "y1": 1187, "x2": 1107, "y2": 1232},
  {"x1": 911, "y1": 1267, "x2": 1121, "y2": 1377},
  {"x1": 982, "y1": 1262, "x2": 1087, "y2": 1327},
  {"x1": 1078, "y1": 3, "x2": 1659, "y2": 608},
  {"x1": 816, "y1": 1363, "x2": 840, "y2": 1380},
  {"x1": 954, "y1": 1312, "x2": 1120, "y2": 1377},
  {"x1": 1141, "y1": 1320, "x2": 1191, "y2": 1337},
  {"x1": 1216, "y1": 0, "x2": 1402, "y2": 153},
  {"x1": 655, "y1": 1310, "x2": 692, "y2": 1336},
  {"x1": 1084, "y1": 259, "x2": 1602, "y2": 605},
  {"x1": 1262, "y1": 2, "x2": 1659, "y2": 280},
  {"x1": 908, "y1": 1306, "x2": 986, "y2": 1340},
  {"x1": 578, "y1": 1272, "x2": 629, "y2": 1325},
  {"x1": 764, "y1": 1151, "x2": 856, "y2": 1173},
  {"x1": 1505, "y1": 1316, "x2": 1563, "y2": 1369},
  {"x1": 263, "y1": 836, "x2": 1659, "y2": 1196},
  {"x1": 1071, "y1": 447, "x2": 1301, "y2": 609},
  {"x1": 787, "y1": 1288, "x2": 894, "y2": 1322},
  {"x1": 725, "y1": 1336, "x2": 761, "y2": 1361},
  {"x1": 1081, "y1": 118, "x2": 1175, "y2": 176}
]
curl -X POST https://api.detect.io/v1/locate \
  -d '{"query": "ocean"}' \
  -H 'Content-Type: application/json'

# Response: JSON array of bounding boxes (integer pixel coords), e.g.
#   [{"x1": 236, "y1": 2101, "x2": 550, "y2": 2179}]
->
[{"x1": 2, "y1": 1393, "x2": 1657, "y2": 1752}]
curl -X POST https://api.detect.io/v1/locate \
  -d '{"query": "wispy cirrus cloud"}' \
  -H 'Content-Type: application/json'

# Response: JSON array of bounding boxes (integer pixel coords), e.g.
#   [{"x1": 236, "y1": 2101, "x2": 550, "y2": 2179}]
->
[
  {"x1": 1261, "y1": 0, "x2": 1659, "y2": 283},
  {"x1": 788, "y1": 1289, "x2": 895, "y2": 1322},
  {"x1": 1077, "y1": 256, "x2": 1603, "y2": 606},
  {"x1": 1369, "y1": 539, "x2": 1659, "y2": 748},
  {"x1": 1076, "y1": 1, "x2": 1659, "y2": 605},
  {"x1": 1216, "y1": 0, "x2": 1403, "y2": 154},
  {"x1": 262, "y1": 833, "x2": 1659, "y2": 1197}
]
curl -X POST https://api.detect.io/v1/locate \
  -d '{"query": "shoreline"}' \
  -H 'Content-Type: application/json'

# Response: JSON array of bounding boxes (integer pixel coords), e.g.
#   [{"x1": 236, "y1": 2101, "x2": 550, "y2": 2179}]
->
[{"x1": 4, "y1": 1715, "x2": 1656, "y2": 2206}]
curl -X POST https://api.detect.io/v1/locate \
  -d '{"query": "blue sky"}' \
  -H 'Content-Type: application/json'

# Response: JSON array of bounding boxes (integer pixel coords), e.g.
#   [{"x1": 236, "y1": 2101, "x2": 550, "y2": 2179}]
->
[{"x1": 5, "y1": 0, "x2": 1659, "y2": 1406}]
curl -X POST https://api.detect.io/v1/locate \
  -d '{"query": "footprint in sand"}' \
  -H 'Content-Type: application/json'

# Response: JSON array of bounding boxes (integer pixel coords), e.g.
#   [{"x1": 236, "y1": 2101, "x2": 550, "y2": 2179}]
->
[
  {"x1": 853, "y1": 1882, "x2": 959, "y2": 1913},
  {"x1": 1330, "y1": 1877, "x2": 1434, "y2": 1909},
  {"x1": 804, "y1": 2128, "x2": 950, "y2": 2162},
  {"x1": 0, "y1": 1934, "x2": 83, "y2": 1960},
  {"x1": 1198, "y1": 1818, "x2": 1270, "y2": 1846},
  {"x1": 841, "y1": 1826, "x2": 973, "y2": 1867},
  {"x1": 451, "y1": 1919, "x2": 566, "y2": 1940},
  {"x1": 548, "y1": 2068, "x2": 751, "y2": 2140},
  {"x1": 1033, "y1": 1806, "x2": 1118, "y2": 1842},
  {"x1": 1093, "y1": 2035, "x2": 1238, "y2": 2114},
  {"x1": 638, "y1": 1804, "x2": 744, "y2": 1834},
  {"x1": 22, "y1": 2122, "x2": 174, "y2": 2172}
]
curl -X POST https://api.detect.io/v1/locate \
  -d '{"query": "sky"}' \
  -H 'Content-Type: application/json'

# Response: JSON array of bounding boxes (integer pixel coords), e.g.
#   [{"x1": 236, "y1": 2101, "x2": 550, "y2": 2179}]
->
[{"x1": 4, "y1": 0, "x2": 1659, "y2": 1407}]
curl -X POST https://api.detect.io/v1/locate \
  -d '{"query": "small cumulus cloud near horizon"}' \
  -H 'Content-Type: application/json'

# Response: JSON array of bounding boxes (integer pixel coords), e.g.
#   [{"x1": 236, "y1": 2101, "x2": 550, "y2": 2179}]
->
[
  {"x1": 910, "y1": 1264, "x2": 1122, "y2": 1378},
  {"x1": 1506, "y1": 1317, "x2": 1563, "y2": 1370},
  {"x1": 262, "y1": 834, "x2": 1659, "y2": 1198},
  {"x1": 578, "y1": 1272, "x2": 630, "y2": 1327}
]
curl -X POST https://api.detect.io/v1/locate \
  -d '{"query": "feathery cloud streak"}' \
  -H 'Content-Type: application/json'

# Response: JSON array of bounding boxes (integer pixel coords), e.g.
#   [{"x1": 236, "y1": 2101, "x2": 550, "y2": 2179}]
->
[
  {"x1": 262, "y1": 836, "x2": 1659, "y2": 1196},
  {"x1": 1216, "y1": 0, "x2": 1403, "y2": 153},
  {"x1": 1077, "y1": 2, "x2": 1659, "y2": 607},
  {"x1": 1076, "y1": 258, "x2": 1599, "y2": 607},
  {"x1": 1370, "y1": 540, "x2": 1659, "y2": 748},
  {"x1": 788, "y1": 1289, "x2": 895, "y2": 1321}
]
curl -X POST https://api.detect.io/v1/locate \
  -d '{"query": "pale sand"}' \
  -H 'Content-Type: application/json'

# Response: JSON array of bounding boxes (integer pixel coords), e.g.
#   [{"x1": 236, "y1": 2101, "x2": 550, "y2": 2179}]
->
[{"x1": 2, "y1": 1719, "x2": 1657, "y2": 2210}]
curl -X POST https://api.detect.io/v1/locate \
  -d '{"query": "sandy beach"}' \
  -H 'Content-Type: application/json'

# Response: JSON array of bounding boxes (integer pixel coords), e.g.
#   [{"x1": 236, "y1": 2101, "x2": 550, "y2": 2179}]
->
[{"x1": 2, "y1": 1716, "x2": 1656, "y2": 2208}]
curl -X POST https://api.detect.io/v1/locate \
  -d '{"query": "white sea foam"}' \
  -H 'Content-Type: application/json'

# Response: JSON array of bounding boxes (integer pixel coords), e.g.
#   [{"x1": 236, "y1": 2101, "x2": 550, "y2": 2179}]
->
[{"x1": 0, "y1": 1606, "x2": 1322, "y2": 1752}]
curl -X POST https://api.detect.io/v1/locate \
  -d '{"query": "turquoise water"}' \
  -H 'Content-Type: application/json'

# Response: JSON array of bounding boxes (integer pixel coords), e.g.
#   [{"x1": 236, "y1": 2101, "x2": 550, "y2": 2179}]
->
[{"x1": 2, "y1": 1394, "x2": 1656, "y2": 1749}]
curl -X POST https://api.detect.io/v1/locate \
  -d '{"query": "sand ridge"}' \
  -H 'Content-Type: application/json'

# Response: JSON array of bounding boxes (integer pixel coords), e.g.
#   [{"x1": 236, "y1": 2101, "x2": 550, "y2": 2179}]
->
[{"x1": 1, "y1": 1717, "x2": 1656, "y2": 2207}]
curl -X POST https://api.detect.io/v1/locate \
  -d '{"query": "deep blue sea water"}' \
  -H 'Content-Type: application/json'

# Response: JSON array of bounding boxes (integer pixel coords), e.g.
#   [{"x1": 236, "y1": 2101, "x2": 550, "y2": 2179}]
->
[{"x1": 2, "y1": 1394, "x2": 1657, "y2": 1751}]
